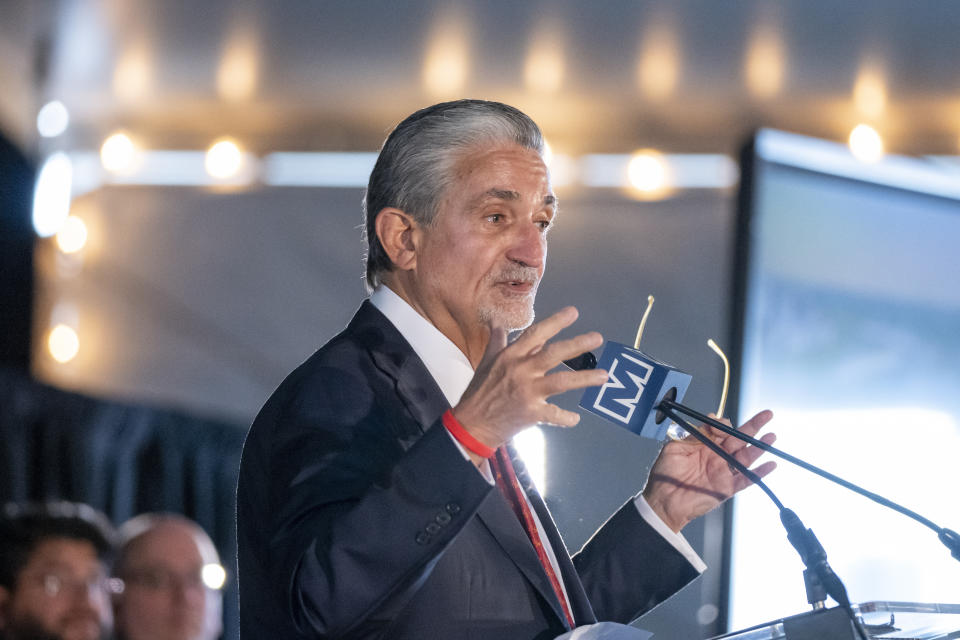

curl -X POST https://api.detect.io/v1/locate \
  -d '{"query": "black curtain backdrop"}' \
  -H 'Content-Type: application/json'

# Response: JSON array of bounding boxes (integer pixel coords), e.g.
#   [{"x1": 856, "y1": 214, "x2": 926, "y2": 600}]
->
[
  {"x1": 0, "y1": 131, "x2": 35, "y2": 371},
  {"x1": 0, "y1": 367, "x2": 245, "y2": 640}
]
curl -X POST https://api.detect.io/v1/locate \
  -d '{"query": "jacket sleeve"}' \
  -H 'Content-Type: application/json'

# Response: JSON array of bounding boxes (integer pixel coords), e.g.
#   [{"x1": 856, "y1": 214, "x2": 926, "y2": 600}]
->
[
  {"x1": 571, "y1": 500, "x2": 700, "y2": 624},
  {"x1": 261, "y1": 364, "x2": 494, "y2": 638}
]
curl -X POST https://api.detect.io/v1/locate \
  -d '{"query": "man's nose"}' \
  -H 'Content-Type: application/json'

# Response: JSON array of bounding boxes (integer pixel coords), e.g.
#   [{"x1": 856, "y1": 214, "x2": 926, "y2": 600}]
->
[{"x1": 506, "y1": 222, "x2": 546, "y2": 269}]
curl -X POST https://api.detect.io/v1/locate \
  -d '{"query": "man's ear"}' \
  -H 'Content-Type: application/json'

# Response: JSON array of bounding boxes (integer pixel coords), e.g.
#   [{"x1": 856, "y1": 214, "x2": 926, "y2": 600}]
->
[{"x1": 375, "y1": 207, "x2": 419, "y2": 272}]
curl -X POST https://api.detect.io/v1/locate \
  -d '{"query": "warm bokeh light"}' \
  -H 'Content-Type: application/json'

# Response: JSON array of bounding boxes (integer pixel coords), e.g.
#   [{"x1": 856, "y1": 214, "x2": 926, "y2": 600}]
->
[
  {"x1": 48, "y1": 324, "x2": 80, "y2": 364},
  {"x1": 853, "y1": 66, "x2": 887, "y2": 119},
  {"x1": 524, "y1": 22, "x2": 565, "y2": 93},
  {"x1": 205, "y1": 139, "x2": 244, "y2": 179},
  {"x1": 56, "y1": 215, "x2": 88, "y2": 254},
  {"x1": 848, "y1": 124, "x2": 884, "y2": 163},
  {"x1": 113, "y1": 41, "x2": 152, "y2": 102},
  {"x1": 637, "y1": 25, "x2": 680, "y2": 100},
  {"x1": 217, "y1": 26, "x2": 259, "y2": 101},
  {"x1": 422, "y1": 10, "x2": 469, "y2": 97},
  {"x1": 100, "y1": 132, "x2": 138, "y2": 173},
  {"x1": 745, "y1": 26, "x2": 785, "y2": 98},
  {"x1": 627, "y1": 150, "x2": 671, "y2": 196},
  {"x1": 32, "y1": 152, "x2": 73, "y2": 237},
  {"x1": 37, "y1": 100, "x2": 70, "y2": 138},
  {"x1": 202, "y1": 563, "x2": 227, "y2": 590}
]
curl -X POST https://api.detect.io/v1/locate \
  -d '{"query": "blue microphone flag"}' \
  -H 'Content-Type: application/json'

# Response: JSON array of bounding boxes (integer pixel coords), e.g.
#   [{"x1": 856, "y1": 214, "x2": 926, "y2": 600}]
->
[{"x1": 579, "y1": 341, "x2": 692, "y2": 441}]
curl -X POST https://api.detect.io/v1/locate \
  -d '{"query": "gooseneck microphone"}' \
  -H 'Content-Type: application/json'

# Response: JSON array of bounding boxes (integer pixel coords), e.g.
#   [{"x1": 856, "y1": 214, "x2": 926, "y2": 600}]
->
[
  {"x1": 657, "y1": 398, "x2": 960, "y2": 564},
  {"x1": 563, "y1": 348, "x2": 960, "y2": 564},
  {"x1": 565, "y1": 343, "x2": 960, "y2": 638},
  {"x1": 659, "y1": 406, "x2": 868, "y2": 640}
]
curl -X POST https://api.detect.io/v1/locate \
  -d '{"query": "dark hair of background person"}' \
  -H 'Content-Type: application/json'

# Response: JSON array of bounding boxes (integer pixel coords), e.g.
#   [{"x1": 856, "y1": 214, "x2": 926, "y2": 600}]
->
[{"x1": 0, "y1": 501, "x2": 117, "y2": 590}]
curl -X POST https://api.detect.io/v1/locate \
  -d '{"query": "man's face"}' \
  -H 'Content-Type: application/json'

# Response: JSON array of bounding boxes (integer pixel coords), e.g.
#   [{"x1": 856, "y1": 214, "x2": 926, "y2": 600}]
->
[
  {"x1": 113, "y1": 522, "x2": 221, "y2": 640},
  {"x1": 415, "y1": 143, "x2": 555, "y2": 333},
  {"x1": 0, "y1": 538, "x2": 113, "y2": 640}
]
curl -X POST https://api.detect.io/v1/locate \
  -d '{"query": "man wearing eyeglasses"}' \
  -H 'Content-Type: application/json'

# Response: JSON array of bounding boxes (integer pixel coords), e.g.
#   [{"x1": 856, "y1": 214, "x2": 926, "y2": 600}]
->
[
  {"x1": 112, "y1": 514, "x2": 224, "y2": 640},
  {"x1": 0, "y1": 501, "x2": 117, "y2": 640}
]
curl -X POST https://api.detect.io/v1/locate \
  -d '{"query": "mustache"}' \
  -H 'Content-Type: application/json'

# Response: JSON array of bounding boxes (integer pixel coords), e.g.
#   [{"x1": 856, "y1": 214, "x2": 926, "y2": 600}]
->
[{"x1": 489, "y1": 265, "x2": 540, "y2": 284}]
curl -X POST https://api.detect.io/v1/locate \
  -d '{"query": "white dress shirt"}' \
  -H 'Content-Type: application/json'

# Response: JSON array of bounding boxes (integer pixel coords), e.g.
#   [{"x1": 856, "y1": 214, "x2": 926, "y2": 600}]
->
[{"x1": 368, "y1": 285, "x2": 707, "y2": 597}]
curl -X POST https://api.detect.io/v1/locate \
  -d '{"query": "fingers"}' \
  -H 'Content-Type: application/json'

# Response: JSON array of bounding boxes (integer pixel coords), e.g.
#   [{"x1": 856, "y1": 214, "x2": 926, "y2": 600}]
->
[
  {"x1": 734, "y1": 460, "x2": 777, "y2": 493},
  {"x1": 732, "y1": 431, "x2": 776, "y2": 470},
  {"x1": 538, "y1": 368, "x2": 609, "y2": 397},
  {"x1": 737, "y1": 409, "x2": 774, "y2": 438},
  {"x1": 539, "y1": 403, "x2": 583, "y2": 428},
  {"x1": 533, "y1": 330, "x2": 603, "y2": 370},
  {"x1": 512, "y1": 306, "x2": 580, "y2": 354},
  {"x1": 703, "y1": 409, "x2": 774, "y2": 454},
  {"x1": 501, "y1": 305, "x2": 603, "y2": 375}
]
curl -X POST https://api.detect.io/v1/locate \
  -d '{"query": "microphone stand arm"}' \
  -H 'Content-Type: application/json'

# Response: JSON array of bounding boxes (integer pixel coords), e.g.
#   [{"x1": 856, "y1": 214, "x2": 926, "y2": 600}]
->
[
  {"x1": 658, "y1": 398, "x2": 960, "y2": 563},
  {"x1": 659, "y1": 407, "x2": 867, "y2": 640}
]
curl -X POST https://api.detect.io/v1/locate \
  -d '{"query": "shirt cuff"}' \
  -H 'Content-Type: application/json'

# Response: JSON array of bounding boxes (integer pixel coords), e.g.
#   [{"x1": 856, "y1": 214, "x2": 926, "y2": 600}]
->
[
  {"x1": 445, "y1": 428, "x2": 495, "y2": 485},
  {"x1": 632, "y1": 494, "x2": 707, "y2": 573}
]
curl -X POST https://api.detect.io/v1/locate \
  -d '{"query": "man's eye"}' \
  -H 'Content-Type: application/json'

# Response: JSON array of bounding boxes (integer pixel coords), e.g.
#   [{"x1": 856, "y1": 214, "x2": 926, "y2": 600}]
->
[
  {"x1": 537, "y1": 220, "x2": 552, "y2": 231},
  {"x1": 486, "y1": 213, "x2": 503, "y2": 223}
]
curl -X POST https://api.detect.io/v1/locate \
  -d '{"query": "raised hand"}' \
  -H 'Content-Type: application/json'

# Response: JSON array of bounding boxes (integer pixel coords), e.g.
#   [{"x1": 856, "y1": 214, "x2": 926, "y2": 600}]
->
[
  {"x1": 452, "y1": 306, "x2": 608, "y2": 462},
  {"x1": 642, "y1": 410, "x2": 777, "y2": 532}
]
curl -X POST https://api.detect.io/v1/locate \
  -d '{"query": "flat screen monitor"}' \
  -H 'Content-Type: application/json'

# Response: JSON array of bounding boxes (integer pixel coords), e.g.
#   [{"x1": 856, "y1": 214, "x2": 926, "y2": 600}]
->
[{"x1": 727, "y1": 129, "x2": 960, "y2": 631}]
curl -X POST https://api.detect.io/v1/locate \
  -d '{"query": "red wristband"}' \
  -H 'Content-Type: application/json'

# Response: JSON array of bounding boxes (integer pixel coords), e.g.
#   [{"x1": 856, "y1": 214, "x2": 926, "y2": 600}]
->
[{"x1": 442, "y1": 409, "x2": 496, "y2": 458}]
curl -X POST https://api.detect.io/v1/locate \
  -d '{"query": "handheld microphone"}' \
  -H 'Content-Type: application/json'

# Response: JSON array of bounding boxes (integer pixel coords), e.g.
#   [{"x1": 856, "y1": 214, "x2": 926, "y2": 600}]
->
[{"x1": 562, "y1": 351, "x2": 596, "y2": 372}]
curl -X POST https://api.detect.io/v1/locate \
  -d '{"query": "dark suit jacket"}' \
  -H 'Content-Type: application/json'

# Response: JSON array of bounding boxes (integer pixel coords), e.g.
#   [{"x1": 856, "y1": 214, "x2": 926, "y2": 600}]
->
[{"x1": 237, "y1": 301, "x2": 698, "y2": 640}]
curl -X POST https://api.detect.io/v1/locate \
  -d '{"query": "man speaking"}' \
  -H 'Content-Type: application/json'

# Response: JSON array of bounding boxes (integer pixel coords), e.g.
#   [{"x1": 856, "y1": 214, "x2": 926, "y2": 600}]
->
[{"x1": 237, "y1": 99, "x2": 776, "y2": 639}]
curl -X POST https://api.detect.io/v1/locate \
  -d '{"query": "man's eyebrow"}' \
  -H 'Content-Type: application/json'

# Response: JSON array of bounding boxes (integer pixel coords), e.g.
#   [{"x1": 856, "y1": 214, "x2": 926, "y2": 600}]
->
[
  {"x1": 482, "y1": 188, "x2": 520, "y2": 201},
  {"x1": 472, "y1": 190, "x2": 558, "y2": 208}
]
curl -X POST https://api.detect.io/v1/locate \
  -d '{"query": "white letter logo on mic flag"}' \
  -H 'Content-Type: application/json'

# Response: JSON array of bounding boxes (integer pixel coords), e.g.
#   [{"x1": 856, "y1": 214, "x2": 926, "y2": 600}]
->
[{"x1": 592, "y1": 354, "x2": 654, "y2": 424}]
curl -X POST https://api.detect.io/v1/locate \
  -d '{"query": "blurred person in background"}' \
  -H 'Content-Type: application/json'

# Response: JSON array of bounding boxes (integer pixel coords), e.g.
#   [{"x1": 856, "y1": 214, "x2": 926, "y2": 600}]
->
[
  {"x1": 0, "y1": 501, "x2": 117, "y2": 640},
  {"x1": 112, "y1": 514, "x2": 223, "y2": 640}
]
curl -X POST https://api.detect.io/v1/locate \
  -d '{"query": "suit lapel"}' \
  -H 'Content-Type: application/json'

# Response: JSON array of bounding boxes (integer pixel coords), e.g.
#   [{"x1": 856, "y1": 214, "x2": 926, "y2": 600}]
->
[
  {"x1": 348, "y1": 301, "x2": 579, "y2": 627},
  {"x1": 348, "y1": 300, "x2": 450, "y2": 435},
  {"x1": 475, "y1": 488, "x2": 575, "y2": 628}
]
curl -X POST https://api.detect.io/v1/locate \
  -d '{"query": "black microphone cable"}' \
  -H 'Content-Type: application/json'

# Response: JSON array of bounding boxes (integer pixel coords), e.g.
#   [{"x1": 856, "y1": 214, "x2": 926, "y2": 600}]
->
[
  {"x1": 658, "y1": 406, "x2": 870, "y2": 640},
  {"x1": 658, "y1": 398, "x2": 960, "y2": 563}
]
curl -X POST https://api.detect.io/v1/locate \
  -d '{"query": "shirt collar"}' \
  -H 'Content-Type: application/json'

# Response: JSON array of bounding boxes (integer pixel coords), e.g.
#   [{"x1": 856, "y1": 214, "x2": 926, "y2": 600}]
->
[{"x1": 369, "y1": 285, "x2": 475, "y2": 407}]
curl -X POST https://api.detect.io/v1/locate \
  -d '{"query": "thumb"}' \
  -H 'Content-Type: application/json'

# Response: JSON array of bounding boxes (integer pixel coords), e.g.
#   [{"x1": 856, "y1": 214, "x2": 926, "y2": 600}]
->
[{"x1": 478, "y1": 326, "x2": 509, "y2": 373}]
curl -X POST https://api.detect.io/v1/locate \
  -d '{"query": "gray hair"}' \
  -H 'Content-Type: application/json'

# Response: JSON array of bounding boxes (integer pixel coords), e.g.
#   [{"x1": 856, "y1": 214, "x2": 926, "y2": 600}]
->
[{"x1": 362, "y1": 99, "x2": 545, "y2": 290}]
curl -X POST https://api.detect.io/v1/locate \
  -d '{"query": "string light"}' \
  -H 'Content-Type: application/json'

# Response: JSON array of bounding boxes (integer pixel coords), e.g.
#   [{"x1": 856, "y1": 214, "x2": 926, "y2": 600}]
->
[
  {"x1": 524, "y1": 20, "x2": 565, "y2": 94},
  {"x1": 853, "y1": 66, "x2": 887, "y2": 119},
  {"x1": 627, "y1": 150, "x2": 672, "y2": 199},
  {"x1": 205, "y1": 139, "x2": 244, "y2": 179},
  {"x1": 422, "y1": 9, "x2": 469, "y2": 97},
  {"x1": 48, "y1": 324, "x2": 80, "y2": 364},
  {"x1": 37, "y1": 101, "x2": 70, "y2": 138},
  {"x1": 101, "y1": 132, "x2": 138, "y2": 173},
  {"x1": 745, "y1": 26, "x2": 785, "y2": 98},
  {"x1": 637, "y1": 25, "x2": 680, "y2": 100},
  {"x1": 848, "y1": 124, "x2": 884, "y2": 163},
  {"x1": 56, "y1": 216, "x2": 88, "y2": 254}
]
